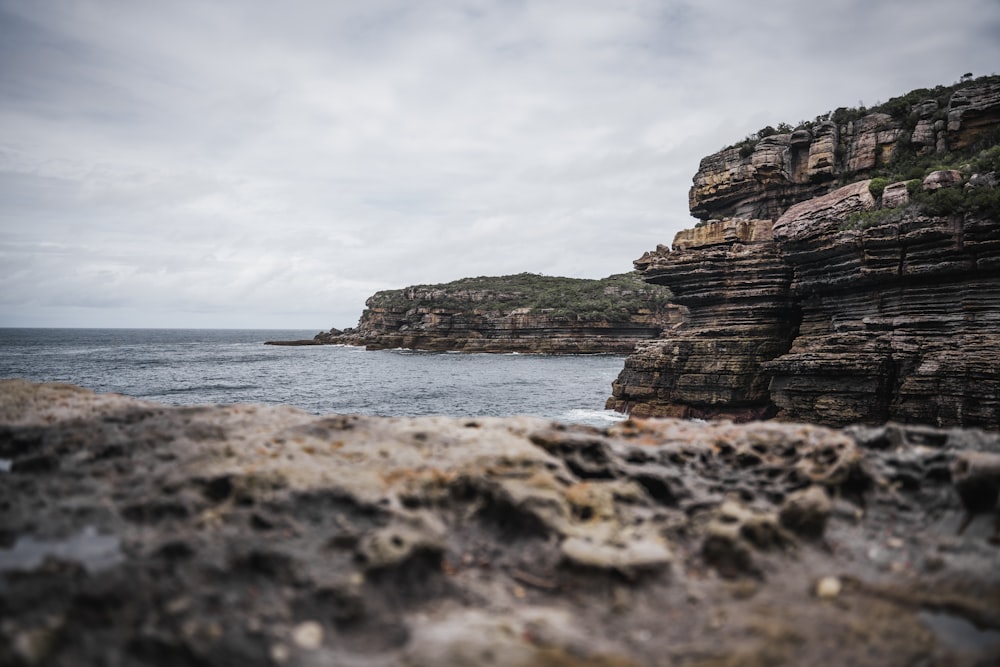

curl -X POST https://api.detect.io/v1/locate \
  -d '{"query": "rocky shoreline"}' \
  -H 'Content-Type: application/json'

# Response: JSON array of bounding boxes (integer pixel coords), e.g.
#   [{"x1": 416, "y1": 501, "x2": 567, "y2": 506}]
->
[
  {"x1": 267, "y1": 273, "x2": 679, "y2": 355},
  {"x1": 2, "y1": 379, "x2": 1000, "y2": 665}
]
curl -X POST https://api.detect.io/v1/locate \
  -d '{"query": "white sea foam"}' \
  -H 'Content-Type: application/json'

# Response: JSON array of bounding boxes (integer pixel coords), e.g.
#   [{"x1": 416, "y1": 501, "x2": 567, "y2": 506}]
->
[{"x1": 561, "y1": 408, "x2": 626, "y2": 426}]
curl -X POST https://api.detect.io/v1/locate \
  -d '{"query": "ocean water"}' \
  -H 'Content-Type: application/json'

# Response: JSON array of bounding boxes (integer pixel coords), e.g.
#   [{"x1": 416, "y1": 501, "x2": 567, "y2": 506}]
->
[{"x1": 0, "y1": 329, "x2": 628, "y2": 426}]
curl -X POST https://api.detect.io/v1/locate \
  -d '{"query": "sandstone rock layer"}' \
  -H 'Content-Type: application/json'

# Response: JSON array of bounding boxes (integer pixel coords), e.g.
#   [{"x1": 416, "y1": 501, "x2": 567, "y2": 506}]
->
[
  {"x1": 607, "y1": 219, "x2": 796, "y2": 420},
  {"x1": 612, "y1": 183, "x2": 1000, "y2": 428},
  {"x1": 767, "y1": 205, "x2": 1000, "y2": 427},
  {"x1": 689, "y1": 79, "x2": 1000, "y2": 221},
  {"x1": 612, "y1": 78, "x2": 1000, "y2": 429}
]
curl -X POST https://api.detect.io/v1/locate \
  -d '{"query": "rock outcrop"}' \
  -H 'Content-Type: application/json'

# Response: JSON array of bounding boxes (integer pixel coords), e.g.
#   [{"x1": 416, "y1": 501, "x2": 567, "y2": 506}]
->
[
  {"x1": 689, "y1": 78, "x2": 1000, "y2": 221},
  {"x1": 606, "y1": 219, "x2": 796, "y2": 421},
  {"x1": 611, "y1": 183, "x2": 1000, "y2": 429},
  {"x1": 610, "y1": 78, "x2": 1000, "y2": 429},
  {"x1": 3, "y1": 380, "x2": 1000, "y2": 666},
  {"x1": 290, "y1": 273, "x2": 680, "y2": 354},
  {"x1": 765, "y1": 190, "x2": 1000, "y2": 427}
]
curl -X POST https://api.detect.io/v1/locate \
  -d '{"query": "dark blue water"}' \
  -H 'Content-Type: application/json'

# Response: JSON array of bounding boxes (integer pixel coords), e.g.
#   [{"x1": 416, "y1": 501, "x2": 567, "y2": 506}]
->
[{"x1": 0, "y1": 329, "x2": 627, "y2": 426}]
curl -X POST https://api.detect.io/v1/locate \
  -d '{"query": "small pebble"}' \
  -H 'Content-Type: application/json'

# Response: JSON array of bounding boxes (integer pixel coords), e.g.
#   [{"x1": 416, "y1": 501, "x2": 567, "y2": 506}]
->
[
  {"x1": 292, "y1": 621, "x2": 324, "y2": 650},
  {"x1": 270, "y1": 644, "x2": 290, "y2": 663},
  {"x1": 815, "y1": 576, "x2": 842, "y2": 599}
]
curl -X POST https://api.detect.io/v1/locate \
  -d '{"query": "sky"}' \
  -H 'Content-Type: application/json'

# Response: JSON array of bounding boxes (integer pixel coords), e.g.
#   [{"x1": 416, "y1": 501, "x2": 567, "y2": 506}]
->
[{"x1": 2, "y1": 1, "x2": 999, "y2": 330}]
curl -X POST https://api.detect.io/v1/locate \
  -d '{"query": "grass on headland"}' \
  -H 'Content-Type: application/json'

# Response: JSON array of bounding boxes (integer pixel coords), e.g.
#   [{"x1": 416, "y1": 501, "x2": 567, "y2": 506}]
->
[{"x1": 365, "y1": 272, "x2": 673, "y2": 322}]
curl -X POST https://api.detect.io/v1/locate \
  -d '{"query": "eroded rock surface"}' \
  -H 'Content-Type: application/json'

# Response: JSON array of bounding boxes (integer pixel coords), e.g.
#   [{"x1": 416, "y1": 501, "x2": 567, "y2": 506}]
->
[
  {"x1": 607, "y1": 219, "x2": 796, "y2": 421},
  {"x1": 2, "y1": 380, "x2": 999, "y2": 666},
  {"x1": 689, "y1": 80, "x2": 1000, "y2": 221},
  {"x1": 612, "y1": 77, "x2": 1000, "y2": 428},
  {"x1": 764, "y1": 196, "x2": 1000, "y2": 427}
]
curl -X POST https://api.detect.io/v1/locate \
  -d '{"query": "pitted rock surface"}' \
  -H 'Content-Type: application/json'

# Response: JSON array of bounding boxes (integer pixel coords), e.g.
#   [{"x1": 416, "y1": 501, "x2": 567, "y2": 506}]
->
[{"x1": 2, "y1": 380, "x2": 999, "y2": 666}]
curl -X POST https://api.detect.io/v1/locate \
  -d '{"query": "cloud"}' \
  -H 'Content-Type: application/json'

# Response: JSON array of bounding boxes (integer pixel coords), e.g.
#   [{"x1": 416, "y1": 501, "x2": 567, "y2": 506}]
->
[{"x1": 2, "y1": 0, "x2": 999, "y2": 328}]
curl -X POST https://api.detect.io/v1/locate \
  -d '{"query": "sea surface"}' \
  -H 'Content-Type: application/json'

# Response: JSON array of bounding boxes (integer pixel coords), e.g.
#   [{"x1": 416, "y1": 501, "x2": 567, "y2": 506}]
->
[{"x1": 0, "y1": 328, "x2": 628, "y2": 426}]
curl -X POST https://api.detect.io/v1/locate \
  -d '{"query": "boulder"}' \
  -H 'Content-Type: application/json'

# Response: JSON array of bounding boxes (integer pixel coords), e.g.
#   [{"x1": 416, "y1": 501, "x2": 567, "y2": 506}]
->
[
  {"x1": 881, "y1": 181, "x2": 910, "y2": 208},
  {"x1": 922, "y1": 169, "x2": 964, "y2": 191}
]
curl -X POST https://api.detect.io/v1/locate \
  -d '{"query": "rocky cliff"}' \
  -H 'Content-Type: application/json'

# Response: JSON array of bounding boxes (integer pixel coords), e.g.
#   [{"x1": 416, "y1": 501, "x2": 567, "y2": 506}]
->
[
  {"x1": 304, "y1": 273, "x2": 680, "y2": 354},
  {"x1": 606, "y1": 219, "x2": 796, "y2": 421},
  {"x1": 609, "y1": 78, "x2": 1000, "y2": 428},
  {"x1": 689, "y1": 77, "x2": 1000, "y2": 221},
  {"x1": 4, "y1": 380, "x2": 1000, "y2": 666}
]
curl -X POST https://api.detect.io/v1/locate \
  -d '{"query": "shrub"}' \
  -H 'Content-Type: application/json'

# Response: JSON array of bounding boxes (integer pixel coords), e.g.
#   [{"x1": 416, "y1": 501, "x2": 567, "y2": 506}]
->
[
  {"x1": 868, "y1": 177, "x2": 890, "y2": 199},
  {"x1": 970, "y1": 145, "x2": 1000, "y2": 175},
  {"x1": 965, "y1": 186, "x2": 1000, "y2": 218},
  {"x1": 917, "y1": 187, "x2": 966, "y2": 216},
  {"x1": 841, "y1": 206, "x2": 912, "y2": 230},
  {"x1": 738, "y1": 141, "x2": 757, "y2": 159}
]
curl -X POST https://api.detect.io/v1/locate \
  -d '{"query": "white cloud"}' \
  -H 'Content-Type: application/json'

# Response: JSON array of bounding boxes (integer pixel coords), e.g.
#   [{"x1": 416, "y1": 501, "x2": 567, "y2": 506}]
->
[{"x1": 1, "y1": 0, "x2": 999, "y2": 328}]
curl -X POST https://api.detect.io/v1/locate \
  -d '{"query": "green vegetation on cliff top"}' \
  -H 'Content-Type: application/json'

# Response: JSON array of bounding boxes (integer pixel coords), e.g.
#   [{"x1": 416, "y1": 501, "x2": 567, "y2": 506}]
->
[
  {"x1": 842, "y1": 143, "x2": 1000, "y2": 229},
  {"x1": 365, "y1": 272, "x2": 672, "y2": 322},
  {"x1": 727, "y1": 73, "x2": 1000, "y2": 165}
]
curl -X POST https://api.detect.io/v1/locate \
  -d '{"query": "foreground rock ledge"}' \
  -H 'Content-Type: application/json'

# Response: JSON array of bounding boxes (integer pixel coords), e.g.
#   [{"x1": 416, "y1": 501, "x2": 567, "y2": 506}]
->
[{"x1": 2, "y1": 380, "x2": 999, "y2": 666}]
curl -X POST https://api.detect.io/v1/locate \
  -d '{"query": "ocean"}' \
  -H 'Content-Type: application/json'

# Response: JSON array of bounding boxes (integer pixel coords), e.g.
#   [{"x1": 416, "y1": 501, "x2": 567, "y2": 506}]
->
[{"x1": 0, "y1": 328, "x2": 628, "y2": 426}]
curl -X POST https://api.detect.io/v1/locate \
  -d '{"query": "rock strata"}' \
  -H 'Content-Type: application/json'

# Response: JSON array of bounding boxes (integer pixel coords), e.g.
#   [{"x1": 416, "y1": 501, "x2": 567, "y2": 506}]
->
[
  {"x1": 690, "y1": 78, "x2": 1000, "y2": 221},
  {"x1": 606, "y1": 218, "x2": 796, "y2": 421},
  {"x1": 765, "y1": 190, "x2": 1000, "y2": 428},
  {"x1": 612, "y1": 78, "x2": 1000, "y2": 428},
  {"x1": 292, "y1": 273, "x2": 679, "y2": 354},
  {"x1": 3, "y1": 380, "x2": 1000, "y2": 666}
]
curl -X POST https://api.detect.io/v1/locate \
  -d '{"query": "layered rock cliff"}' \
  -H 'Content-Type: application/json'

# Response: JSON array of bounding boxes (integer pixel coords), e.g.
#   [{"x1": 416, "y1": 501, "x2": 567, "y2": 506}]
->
[
  {"x1": 306, "y1": 273, "x2": 680, "y2": 354},
  {"x1": 4, "y1": 380, "x2": 1000, "y2": 665},
  {"x1": 689, "y1": 77, "x2": 1000, "y2": 221},
  {"x1": 606, "y1": 219, "x2": 796, "y2": 420},
  {"x1": 609, "y1": 78, "x2": 1000, "y2": 428},
  {"x1": 765, "y1": 188, "x2": 1000, "y2": 427}
]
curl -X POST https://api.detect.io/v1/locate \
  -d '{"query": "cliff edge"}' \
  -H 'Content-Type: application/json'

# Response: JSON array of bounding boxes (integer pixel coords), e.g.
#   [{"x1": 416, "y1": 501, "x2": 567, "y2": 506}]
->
[{"x1": 609, "y1": 78, "x2": 1000, "y2": 428}]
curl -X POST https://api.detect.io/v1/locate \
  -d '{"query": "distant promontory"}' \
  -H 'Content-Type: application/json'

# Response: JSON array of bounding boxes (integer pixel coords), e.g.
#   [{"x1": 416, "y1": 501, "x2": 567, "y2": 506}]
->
[{"x1": 269, "y1": 272, "x2": 679, "y2": 354}]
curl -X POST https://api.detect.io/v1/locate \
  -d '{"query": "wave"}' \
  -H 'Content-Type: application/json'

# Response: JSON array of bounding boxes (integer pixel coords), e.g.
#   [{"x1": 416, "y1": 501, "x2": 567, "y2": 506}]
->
[{"x1": 560, "y1": 408, "x2": 626, "y2": 424}]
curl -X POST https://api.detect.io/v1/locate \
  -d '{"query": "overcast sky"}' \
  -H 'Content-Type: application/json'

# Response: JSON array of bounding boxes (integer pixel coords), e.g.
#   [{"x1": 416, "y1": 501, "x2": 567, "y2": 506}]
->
[{"x1": 2, "y1": 1, "x2": 999, "y2": 330}]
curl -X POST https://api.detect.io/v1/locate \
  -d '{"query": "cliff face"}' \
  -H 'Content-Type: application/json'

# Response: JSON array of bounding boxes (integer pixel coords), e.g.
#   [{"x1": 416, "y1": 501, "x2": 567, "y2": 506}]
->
[
  {"x1": 689, "y1": 79, "x2": 1000, "y2": 221},
  {"x1": 316, "y1": 273, "x2": 680, "y2": 354},
  {"x1": 606, "y1": 219, "x2": 796, "y2": 420},
  {"x1": 765, "y1": 188, "x2": 1000, "y2": 427},
  {"x1": 610, "y1": 79, "x2": 1000, "y2": 428}
]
